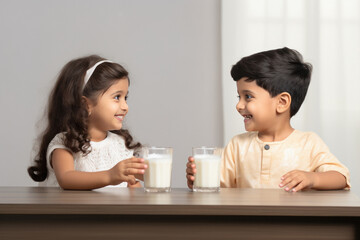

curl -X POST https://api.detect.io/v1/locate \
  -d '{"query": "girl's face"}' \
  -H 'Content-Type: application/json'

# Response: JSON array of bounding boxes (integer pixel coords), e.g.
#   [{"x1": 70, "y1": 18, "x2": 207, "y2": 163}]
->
[
  {"x1": 87, "y1": 78, "x2": 129, "y2": 139},
  {"x1": 236, "y1": 77, "x2": 278, "y2": 133}
]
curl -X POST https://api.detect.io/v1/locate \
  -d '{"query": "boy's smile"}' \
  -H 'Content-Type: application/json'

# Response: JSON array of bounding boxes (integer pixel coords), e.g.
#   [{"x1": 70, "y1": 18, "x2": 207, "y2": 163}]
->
[
  {"x1": 243, "y1": 114, "x2": 252, "y2": 123},
  {"x1": 236, "y1": 77, "x2": 278, "y2": 133}
]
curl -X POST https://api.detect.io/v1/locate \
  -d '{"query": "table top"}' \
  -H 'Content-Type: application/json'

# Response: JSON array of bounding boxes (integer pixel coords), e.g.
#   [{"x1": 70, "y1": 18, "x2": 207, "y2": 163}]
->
[{"x1": 1, "y1": 187, "x2": 360, "y2": 216}]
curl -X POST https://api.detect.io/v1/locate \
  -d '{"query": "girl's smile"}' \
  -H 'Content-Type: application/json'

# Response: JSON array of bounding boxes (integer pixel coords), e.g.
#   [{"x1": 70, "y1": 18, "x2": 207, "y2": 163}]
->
[
  {"x1": 115, "y1": 114, "x2": 125, "y2": 122},
  {"x1": 87, "y1": 78, "x2": 129, "y2": 141}
]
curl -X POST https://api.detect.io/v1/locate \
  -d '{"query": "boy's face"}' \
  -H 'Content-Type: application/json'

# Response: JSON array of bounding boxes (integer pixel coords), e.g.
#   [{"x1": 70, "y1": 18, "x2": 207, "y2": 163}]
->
[{"x1": 236, "y1": 77, "x2": 278, "y2": 132}]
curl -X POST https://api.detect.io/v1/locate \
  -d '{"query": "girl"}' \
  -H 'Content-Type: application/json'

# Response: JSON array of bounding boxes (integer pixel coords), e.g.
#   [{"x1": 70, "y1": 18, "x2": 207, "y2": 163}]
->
[{"x1": 28, "y1": 55, "x2": 147, "y2": 190}]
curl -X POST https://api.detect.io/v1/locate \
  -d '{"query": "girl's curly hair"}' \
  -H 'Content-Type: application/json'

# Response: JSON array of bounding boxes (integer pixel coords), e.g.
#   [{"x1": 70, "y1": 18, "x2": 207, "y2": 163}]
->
[{"x1": 28, "y1": 55, "x2": 141, "y2": 182}]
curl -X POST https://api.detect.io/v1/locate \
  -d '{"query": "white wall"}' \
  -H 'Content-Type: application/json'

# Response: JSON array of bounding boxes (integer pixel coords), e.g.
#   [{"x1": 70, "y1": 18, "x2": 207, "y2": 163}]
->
[
  {"x1": 3, "y1": 0, "x2": 354, "y2": 194},
  {"x1": 222, "y1": 0, "x2": 360, "y2": 195},
  {"x1": 0, "y1": 0, "x2": 222, "y2": 187}
]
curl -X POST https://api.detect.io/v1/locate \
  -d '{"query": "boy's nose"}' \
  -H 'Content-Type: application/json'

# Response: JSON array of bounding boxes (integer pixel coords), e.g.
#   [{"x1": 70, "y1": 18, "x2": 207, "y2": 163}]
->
[{"x1": 236, "y1": 100, "x2": 245, "y2": 112}]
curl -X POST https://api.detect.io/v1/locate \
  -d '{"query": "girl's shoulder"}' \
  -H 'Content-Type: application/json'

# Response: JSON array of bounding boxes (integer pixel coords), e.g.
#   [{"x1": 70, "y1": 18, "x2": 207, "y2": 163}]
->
[
  {"x1": 88, "y1": 131, "x2": 133, "y2": 160},
  {"x1": 49, "y1": 132, "x2": 67, "y2": 146},
  {"x1": 107, "y1": 131, "x2": 124, "y2": 141},
  {"x1": 47, "y1": 132, "x2": 70, "y2": 156},
  {"x1": 101, "y1": 131, "x2": 126, "y2": 146},
  {"x1": 90, "y1": 131, "x2": 129, "y2": 151},
  {"x1": 46, "y1": 132, "x2": 72, "y2": 168}
]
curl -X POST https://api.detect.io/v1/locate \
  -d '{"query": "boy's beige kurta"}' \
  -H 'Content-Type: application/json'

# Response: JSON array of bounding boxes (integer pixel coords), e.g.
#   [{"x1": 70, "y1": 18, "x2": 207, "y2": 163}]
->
[{"x1": 220, "y1": 130, "x2": 350, "y2": 188}]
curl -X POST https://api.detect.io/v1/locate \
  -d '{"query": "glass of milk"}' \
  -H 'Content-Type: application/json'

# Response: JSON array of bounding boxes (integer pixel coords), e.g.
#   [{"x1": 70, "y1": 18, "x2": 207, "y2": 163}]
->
[
  {"x1": 192, "y1": 147, "x2": 222, "y2": 192},
  {"x1": 142, "y1": 147, "x2": 173, "y2": 193}
]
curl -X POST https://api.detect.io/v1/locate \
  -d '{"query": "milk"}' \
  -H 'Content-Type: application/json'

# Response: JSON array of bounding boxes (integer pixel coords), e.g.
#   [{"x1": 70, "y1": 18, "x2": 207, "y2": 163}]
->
[
  {"x1": 193, "y1": 154, "x2": 221, "y2": 191},
  {"x1": 144, "y1": 154, "x2": 172, "y2": 192}
]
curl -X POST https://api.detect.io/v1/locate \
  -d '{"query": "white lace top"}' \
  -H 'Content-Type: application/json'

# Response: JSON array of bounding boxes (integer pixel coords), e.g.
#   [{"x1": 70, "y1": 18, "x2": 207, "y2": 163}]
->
[{"x1": 40, "y1": 131, "x2": 134, "y2": 188}]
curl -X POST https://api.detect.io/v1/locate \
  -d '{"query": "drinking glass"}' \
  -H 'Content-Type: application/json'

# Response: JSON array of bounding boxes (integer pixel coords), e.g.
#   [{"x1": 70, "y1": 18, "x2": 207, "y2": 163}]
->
[
  {"x1": 142, "y1": 147, "x2": 173, "y2": 193},
  {"x1": 192, "y1": 147, "x2": 221, "y2": 192}
]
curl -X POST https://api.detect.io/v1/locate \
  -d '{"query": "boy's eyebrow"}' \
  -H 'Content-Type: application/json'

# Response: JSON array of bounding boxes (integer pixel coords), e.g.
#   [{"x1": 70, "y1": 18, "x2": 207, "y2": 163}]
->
[{"x1": 240, "y1": 90, "x2": 255, "y2": 95}]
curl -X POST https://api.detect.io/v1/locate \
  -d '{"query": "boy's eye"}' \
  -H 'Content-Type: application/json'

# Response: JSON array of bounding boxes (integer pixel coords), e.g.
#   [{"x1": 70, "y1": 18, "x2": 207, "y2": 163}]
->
[
  {"x1": 125, "y1": 95, "x2": 128, "y2": 101},
  {"x1": 245, "y1": 94, "x2": 253, "y2": 99},
  {"x1": 237, "y1": 95, "x2": 240, "y2": 99}
]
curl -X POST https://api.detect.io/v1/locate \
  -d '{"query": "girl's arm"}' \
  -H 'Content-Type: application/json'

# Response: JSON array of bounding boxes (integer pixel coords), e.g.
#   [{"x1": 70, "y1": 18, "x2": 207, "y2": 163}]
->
[{"x1": 52, "y1": 148, "x2": 146, "y2": 190}]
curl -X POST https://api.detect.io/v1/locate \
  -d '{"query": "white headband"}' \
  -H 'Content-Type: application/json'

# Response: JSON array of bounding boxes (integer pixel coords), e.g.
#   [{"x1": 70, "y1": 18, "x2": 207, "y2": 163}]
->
[{"x1": 83, "y1": 60, "x2": 113, "y2": 89}]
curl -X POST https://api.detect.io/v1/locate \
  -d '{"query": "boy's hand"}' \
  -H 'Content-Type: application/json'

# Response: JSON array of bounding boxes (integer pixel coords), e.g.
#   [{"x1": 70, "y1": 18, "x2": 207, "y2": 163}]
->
[
  {"x1": 108, "y1": 157, "x2": 147, "y2": 186},
  {"x1": 186, "y1": 156, "x2": 196, "y2": 189},
  {"x1": 279, "y1": 170, "x2": 317, "y2": 192}
]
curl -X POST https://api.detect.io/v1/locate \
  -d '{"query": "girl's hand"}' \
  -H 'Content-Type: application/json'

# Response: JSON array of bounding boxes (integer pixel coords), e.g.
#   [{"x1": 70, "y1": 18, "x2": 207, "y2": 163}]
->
[
  {"x1": 128, "y1": 181, "x2": 142, "y2": 188},
  {"x1": 279, "y1": 170, "x2": 317, "y2": 192},
  {"x1": 108, "y1": 157, "x2": 147, "y2": 186},
  {"x1": 186, "y1": 156, "x2": 196, "y2": 189}
]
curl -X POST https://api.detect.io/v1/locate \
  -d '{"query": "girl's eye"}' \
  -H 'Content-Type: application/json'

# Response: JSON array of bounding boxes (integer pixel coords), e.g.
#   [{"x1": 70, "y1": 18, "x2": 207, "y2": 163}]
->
[
  {"x1": 237, "y1": 95, "x2": 240, "y2": 99},
  {"x1": 114, "y1": 95, "x2": 128, "y2": 101}
]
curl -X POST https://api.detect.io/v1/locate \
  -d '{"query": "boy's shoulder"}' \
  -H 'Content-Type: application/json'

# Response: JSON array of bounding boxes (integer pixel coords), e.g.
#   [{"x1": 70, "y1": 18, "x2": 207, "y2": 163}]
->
[
  {"x1": 228, "y1": 131, "x2": 258, "y2": 145},
  {"x1": 291, "y1": 130, "x2": 324, "y2": 143},
  {"x1": 233, "y1": 131, "x2": 257, "y2": 139},
  {"x1": 228, "y1": 130, "x2": 324, "y2": 145}
]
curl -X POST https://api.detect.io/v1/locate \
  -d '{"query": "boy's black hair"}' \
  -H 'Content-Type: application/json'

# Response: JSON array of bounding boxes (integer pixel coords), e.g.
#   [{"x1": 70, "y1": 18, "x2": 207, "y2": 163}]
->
[{"x1": 230, "y1": 47, "x2": 312, "y2": 117}]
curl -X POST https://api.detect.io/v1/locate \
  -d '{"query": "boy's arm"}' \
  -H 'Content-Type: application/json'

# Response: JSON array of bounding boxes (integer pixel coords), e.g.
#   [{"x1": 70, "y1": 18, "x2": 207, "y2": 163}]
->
[
  {"x1": 312, "y1": 171, "x2": 347, "y2": 190},
  {"x1": 309, "y1": 133, "x2": 351, "y2": 189},
  {"x1": 281, "y1": 132, "x2": 350, "y2": 192},
  {"x1": 280, "y1": 170, "x2": 347, "y2": 192},
  {"x1": 186, "y1": 157, "x2": 196, "y2": 189}
]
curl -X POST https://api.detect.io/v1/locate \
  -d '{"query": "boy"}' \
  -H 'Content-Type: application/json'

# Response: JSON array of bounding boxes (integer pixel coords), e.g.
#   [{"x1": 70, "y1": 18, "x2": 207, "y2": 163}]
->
[{"x1": 186, "y1": 47, "x2": 350, "y2": 192}]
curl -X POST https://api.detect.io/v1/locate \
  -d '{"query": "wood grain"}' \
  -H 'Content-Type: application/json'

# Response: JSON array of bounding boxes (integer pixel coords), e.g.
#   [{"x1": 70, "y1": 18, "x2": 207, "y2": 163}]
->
[
  {"x1": 1, "y1": 187, "x2": 359, "y2": 240},
  {"x1": 0, "y1": 187, "x2": 359, "y2": 216}
]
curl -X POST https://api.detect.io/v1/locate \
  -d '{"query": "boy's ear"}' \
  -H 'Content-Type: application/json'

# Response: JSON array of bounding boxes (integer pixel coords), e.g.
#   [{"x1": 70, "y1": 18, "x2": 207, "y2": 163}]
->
[
  {"x1": 82, "y1": 96, "x2": 93, "y2": 116},
  {"x1": 276, "y1": 92, "x2": 291, "y2": 114}
]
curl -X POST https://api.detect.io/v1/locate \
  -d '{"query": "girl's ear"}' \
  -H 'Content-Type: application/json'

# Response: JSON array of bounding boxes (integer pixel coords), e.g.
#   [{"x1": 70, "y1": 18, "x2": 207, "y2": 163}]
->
[
  {"x1": 276, "y1": 92, "x2": 291, "y2": 114},
  {"x1": 82, "y1": 96, "x2": 93, "y2": 116}
]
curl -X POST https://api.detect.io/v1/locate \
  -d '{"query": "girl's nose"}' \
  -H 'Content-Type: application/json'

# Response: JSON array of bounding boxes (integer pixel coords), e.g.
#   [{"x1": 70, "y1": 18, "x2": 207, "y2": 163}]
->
[{"x1": 121, "y1": 100, "x2": 128, "y2": 111}]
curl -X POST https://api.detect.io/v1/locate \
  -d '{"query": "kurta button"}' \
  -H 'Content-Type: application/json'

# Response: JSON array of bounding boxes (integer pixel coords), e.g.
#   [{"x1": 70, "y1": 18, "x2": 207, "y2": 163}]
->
[{"x1": 264, "y1": 144, "x2": 270, "y2": 150}]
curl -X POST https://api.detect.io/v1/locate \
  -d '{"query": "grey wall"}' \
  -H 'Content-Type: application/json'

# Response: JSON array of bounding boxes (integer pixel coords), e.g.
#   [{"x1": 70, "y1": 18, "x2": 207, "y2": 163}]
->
[{"x1": 0, "y1": 0, "x2": 222, "y2": 187}]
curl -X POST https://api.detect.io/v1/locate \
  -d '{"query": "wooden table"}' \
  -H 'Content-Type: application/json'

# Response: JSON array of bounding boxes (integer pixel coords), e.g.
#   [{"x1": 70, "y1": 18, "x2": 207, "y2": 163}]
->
[{"x1": 0, "y1": 187, "x2": 359, "y2": 240}]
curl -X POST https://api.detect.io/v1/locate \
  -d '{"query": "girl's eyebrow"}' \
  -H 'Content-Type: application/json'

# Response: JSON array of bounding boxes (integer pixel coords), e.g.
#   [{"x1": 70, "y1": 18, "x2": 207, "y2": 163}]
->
[{"x1": 111, "y1": 90, "x2": 129, "y2": 96}]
